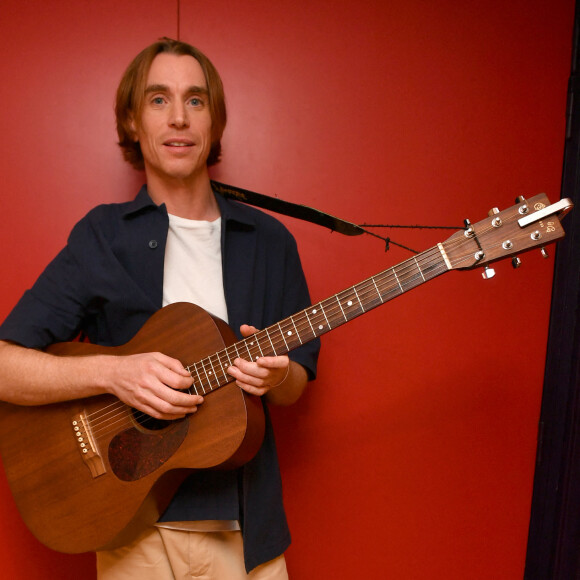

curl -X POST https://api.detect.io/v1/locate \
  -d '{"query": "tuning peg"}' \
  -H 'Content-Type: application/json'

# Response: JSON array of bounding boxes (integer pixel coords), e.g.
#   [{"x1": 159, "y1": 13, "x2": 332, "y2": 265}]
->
[
  {"x1": 512, "y1": 257, "x2": 522, "y2": 269},
  {"x1": 463, "y1": 218, "x2": 475, "y2": 238},
  {"x1": 515, "y1": 195, "x2": 530, "y2": 214},
  {"x1": 488, "y1": 207, "x2": 500, "y2": 217},
  {"x1": 540, "y1": 247, "x2": 549, "y2": 259},
  {"x1": 482, "y1": 266, "x2": 496, "y2": 279}
]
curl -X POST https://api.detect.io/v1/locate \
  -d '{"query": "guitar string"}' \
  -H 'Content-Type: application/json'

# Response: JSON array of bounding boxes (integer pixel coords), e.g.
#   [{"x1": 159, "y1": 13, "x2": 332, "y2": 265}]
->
[
  {"x1": 84, "y1": 244, "x2": 453, "y2": 438},
  {"x1": 83, "y1": 244, "x2": 496, "y2": 442},
  {"x1": 82, "y1": 237, "x2": 486, "y2": 437},
  {"x1": 82, "y1": 216, "x2": 537, "y2": 439},
  {"x1": 81, "y1": 246, "x2": 446, "y2": 438}
]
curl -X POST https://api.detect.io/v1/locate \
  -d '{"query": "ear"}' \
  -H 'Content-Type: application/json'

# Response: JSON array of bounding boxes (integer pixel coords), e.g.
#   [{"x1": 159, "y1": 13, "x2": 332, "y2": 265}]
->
[{"x1": 128, "y1": 113, "x2": 139, "y2": 142}]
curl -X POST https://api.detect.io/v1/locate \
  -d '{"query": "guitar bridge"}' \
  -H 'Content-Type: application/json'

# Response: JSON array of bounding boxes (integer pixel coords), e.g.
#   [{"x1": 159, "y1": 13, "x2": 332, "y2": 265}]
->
[{"x1": 72, "y1": 412, "x2": 106, "y2": 478}]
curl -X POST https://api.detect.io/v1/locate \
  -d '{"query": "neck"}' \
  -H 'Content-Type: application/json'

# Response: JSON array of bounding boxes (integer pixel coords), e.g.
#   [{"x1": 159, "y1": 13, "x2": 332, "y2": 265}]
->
[{"x1": 146, "y1": 169, "x2": 220, "y2": 221}]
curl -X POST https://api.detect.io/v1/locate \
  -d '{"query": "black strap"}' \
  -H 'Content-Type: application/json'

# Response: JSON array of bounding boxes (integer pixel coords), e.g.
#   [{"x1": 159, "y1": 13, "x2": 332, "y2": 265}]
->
[{"x1": 211, "y1": 180, "x2": 365, "y2": 236}]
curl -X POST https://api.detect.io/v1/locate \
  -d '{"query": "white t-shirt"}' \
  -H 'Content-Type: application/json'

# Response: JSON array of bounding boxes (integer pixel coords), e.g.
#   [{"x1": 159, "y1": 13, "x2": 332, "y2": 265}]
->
[{"x1": 162, "y1": 214, "x2": 228, "y2": 322}]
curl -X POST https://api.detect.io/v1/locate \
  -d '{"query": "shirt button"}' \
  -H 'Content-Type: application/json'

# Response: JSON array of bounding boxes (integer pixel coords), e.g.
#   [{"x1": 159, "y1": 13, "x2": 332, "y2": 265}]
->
[{"x1": 148, "y1": 240, "x2": 158, "y2": 249}]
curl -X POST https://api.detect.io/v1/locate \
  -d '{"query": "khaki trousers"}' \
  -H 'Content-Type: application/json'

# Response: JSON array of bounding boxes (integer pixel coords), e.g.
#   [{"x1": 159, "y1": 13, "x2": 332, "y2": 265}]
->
[{"x1": 96, "y1": 527, "x2": 288, "y2": 580}]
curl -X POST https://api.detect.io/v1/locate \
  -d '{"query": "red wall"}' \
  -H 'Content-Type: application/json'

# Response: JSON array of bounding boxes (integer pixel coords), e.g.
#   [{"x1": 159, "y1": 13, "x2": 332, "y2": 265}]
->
[{"x1": 0, "y1": 1, "x2": 574, "y2": 578}]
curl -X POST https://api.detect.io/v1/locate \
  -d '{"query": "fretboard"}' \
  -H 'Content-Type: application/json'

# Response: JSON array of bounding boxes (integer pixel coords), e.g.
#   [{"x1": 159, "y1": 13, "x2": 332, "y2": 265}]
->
[{"x1": 186, "y1": 245, "x2": 449, "y2": 395}]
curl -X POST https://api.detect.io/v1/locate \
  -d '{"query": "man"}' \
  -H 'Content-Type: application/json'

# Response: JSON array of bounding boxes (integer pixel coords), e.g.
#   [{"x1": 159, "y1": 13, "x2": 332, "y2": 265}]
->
[{"x1": 0, "y1": 38, "x2": 319, "y2": 578}]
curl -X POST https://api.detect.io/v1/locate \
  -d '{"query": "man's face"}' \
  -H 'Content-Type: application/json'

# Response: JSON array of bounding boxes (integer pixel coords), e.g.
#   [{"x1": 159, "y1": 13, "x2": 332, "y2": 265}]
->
[{"x1": 131, "y1": 53, "x2": 213, "y2": 185}]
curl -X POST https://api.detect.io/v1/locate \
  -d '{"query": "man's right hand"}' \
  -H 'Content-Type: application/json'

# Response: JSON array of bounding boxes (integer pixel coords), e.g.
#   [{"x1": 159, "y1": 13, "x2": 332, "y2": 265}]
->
[
  {"x1": 0, "y1": 341, "x2": 202, "y2": 418},
  {"x1": 104, "y1": 352, "x2": 202, "y2": 419}
]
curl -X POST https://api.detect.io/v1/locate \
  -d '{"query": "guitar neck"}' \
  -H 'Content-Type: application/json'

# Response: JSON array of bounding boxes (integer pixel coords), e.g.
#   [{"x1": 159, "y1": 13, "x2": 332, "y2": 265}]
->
[{"x1": 186, "y1": 245, "x2": 450, "y2": 395}]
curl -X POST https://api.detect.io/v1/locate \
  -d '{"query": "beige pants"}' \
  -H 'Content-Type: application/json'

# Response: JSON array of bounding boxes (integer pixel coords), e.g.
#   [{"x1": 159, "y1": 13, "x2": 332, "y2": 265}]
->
[{"x1": 96, "y1": 527, "x2": 288, "y2": 580}]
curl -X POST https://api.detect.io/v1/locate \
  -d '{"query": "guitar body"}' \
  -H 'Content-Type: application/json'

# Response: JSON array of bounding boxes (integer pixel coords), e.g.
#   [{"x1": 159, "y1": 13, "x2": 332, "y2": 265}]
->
[{"x1": 0, "y1": 302, "x2": 265, "y2": 553}]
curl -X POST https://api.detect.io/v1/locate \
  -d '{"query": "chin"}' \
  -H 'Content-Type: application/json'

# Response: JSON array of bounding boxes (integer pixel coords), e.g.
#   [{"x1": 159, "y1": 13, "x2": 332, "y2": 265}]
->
[{"x1": 165, "y1": 163, "x2": 205, "y2": 181}]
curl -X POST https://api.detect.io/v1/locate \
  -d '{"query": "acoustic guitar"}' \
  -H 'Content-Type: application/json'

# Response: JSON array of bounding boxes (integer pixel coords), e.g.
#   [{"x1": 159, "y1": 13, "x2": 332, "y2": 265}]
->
[{"x1": 0, "y1": 193, "x2": 572, "y2": 554}]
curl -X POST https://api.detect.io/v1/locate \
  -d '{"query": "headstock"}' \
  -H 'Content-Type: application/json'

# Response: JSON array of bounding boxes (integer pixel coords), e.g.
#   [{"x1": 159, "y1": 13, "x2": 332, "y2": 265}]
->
[{"x1": 441, "y1": 194, "x2": 573, "y2": 275}]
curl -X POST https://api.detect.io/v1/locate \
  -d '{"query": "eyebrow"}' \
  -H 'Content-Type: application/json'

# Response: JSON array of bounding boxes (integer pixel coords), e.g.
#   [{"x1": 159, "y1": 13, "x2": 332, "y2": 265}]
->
[{"x1": 144, "y1": 84, "x2": 209, "y2": 96}]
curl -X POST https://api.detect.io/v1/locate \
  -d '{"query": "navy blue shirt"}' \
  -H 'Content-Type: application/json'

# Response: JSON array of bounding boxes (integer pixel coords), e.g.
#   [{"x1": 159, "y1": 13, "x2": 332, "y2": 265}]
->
[{"x1": 0, "y1": 186, "x2": 320, "y2": 571}]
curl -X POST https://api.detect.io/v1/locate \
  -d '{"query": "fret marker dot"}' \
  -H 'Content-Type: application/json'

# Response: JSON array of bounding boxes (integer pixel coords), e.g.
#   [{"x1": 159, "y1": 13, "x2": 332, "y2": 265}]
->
[
  {"x1": 347, "y1": 301, "x2": 353, "y2": 306},
  {"x1": 318, "y1": 325, "x2": 323, "y2": 330},
  {"x1": 312, "y1": 309, "x2": 317, "y2": 314},
  {"x1": 287, "y1": 331, "x2": 293, "y2": 336}
]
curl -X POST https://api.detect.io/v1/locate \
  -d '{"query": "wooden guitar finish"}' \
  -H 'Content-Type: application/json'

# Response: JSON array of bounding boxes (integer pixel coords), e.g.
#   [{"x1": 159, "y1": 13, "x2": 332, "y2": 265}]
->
[
  {"x1": 0, "y1": 193, "x2": 573, "y2": 554},
  {"x1": 0, "y1": 302, "x2": 265, "y2": 553}
]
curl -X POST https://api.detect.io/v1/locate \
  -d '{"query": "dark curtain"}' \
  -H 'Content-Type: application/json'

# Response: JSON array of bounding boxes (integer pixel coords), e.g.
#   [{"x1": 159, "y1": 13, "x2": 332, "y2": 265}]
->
[{"x1": 525, "y1": 3, "x2": 580, "y2": 578}]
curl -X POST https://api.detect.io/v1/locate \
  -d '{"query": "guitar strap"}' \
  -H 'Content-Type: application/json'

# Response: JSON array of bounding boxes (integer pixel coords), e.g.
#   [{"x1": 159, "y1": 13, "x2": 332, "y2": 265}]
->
[{"x1": 211, "y1": 180, "x2": 365, "y2": 237}]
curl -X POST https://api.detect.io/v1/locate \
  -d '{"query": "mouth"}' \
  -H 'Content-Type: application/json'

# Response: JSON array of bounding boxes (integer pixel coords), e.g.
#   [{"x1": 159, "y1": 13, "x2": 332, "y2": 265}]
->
[{"x1": 163, "y1": 139, "x2": 194, "y2": 149}]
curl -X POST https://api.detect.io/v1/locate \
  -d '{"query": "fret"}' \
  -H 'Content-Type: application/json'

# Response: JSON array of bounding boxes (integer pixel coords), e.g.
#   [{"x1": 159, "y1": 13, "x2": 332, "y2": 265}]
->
[
  {"x1": 335, "y1": 295, "x2": 347, "y2": 321},
  {"x1": 358, "y1": 282, "x2": 376, "y2": 311},
  {"x1": 315, "y1": 306, "x2": 328, "y2": 333},
  {"x1": 279, "y1": 318, "x2": 300, "y2": 349},
  {"x1": 303, "y1": 308, "x2": 317, "y2": 337},
  {"x1": 319, "y1": 303, "x2": 332, "y2": 330},
  {"x1": 334, "y1": 289, "x2": 359, "y2": 323},
  {"x1": 252, "y1": 331, "x2": 268, "y2": 358},
  {"x1": 371, "y1": 276, "x2": 384, "y2": 304},
  {"x1": 289, "y1": 316, "x2": 303, "y2": 344},
  {"x1": 189, "y1": 364, "x2": 202, "y2": 395},
  {"x1": 309, "y1": 305, "x2": 327, "y2": 334},
  {"x1": 422, "y1": 261, "x2": 444, "y2": 280},
  {"x1": 214, "y1": 352, "x2": 226, "y2": 379},
  {"x1": 242, "y1": 340, "x2": 254, "y2": 361},
  {"x1": 264, "y1": 327, "x2": 277, "y2": 356},
  {"x1": 400, "y1": 264, "x2": 417, "y2": 292},
  {"x1": 396, "y1": 259, "x2": 426, "y2": 293},
  {"x1": 392, "y1": 268, "x2": 404, "y2": 293},
  {"x1": 231, "y1": 343, "x2": 242, "y2": 360},
  {"x1": 250, "y1": 335, "x2": 264, "y2": 359},
  {"x1": 374, "y1": 270, "x2": 398, "y2": 302},
  {"x1": 360, "y1": 279, "x2": 383, "y2": 310},
  {"x1": 241, "y1": 338, "x2": 256, "y2": 362},
  {"x1": 240, "y1": 340, "x2": 253, "y2": 362},
  {"x1": 201, "y1": 359, "x2": 219, "y2": 390},
  {"x1": 208, "y1": 357, "x2": 220, "y2": 388},
  {"x1": 352, "y1": 286, "x2": 365, "y2": 313},
  {"x1": 220, "y1": 347, "x2": 233, "y2": 369},
  {"x1": 212, "y1": 353, "x2": 228, "y2": 382},
  {"x1": 218, "y1": 347, "x2": 237, "y2": 378},
  {"x1": 413, "y1": 257, "x2": 426, "y2": 282},
  {"x1": 387, "y1": 269, "x2": 405, "y2": 297},
  {"x1": 197, "y1": 362, "x2": 211, "y2": 394},
  {"x1": 296, "y1": 311, "x2": 317, "y2": 342},
  {"x1": 277, "y1": 322, "x2": 290, "y2": 351}
]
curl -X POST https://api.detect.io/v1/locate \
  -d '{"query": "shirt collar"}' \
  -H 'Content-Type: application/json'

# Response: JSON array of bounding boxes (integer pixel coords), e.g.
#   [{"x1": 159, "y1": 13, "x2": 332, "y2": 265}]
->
[
  {"x1": 121, "y1": 185, "x2": 159, "y2": 218},
  {"x1": 121, "y1": 184, "x2": 257, "y2": 230},
  {"x1": 214, "y1": 187, "x2": 257, "y2": 230}
]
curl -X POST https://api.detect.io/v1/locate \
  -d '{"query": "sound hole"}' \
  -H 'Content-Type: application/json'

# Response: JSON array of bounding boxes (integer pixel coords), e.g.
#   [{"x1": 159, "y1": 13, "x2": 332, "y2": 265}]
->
[
  {"x1": 131, "y1": 409, "x2": 172, "y2": 431},
  {"x1": 130, "y1": 386, "x2": 193, "y2": 431}
]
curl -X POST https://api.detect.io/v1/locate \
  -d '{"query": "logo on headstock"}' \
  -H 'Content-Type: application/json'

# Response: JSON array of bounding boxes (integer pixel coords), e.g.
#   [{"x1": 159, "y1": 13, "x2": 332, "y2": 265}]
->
[{"x1": 534, "y1": 202, "x2": 546, "y2": 211}]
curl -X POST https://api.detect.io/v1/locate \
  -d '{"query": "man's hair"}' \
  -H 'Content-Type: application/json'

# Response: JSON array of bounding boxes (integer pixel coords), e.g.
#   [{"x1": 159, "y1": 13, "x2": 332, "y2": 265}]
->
[{"x1": 115, "y1": 38, "x2": 227, "y2": 169}]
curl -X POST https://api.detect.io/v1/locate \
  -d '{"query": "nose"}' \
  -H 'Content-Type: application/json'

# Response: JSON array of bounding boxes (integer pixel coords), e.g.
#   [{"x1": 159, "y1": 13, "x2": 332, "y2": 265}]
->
[{"x1": 169, "y1": 101, "x2": 189, "y2": 128}]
